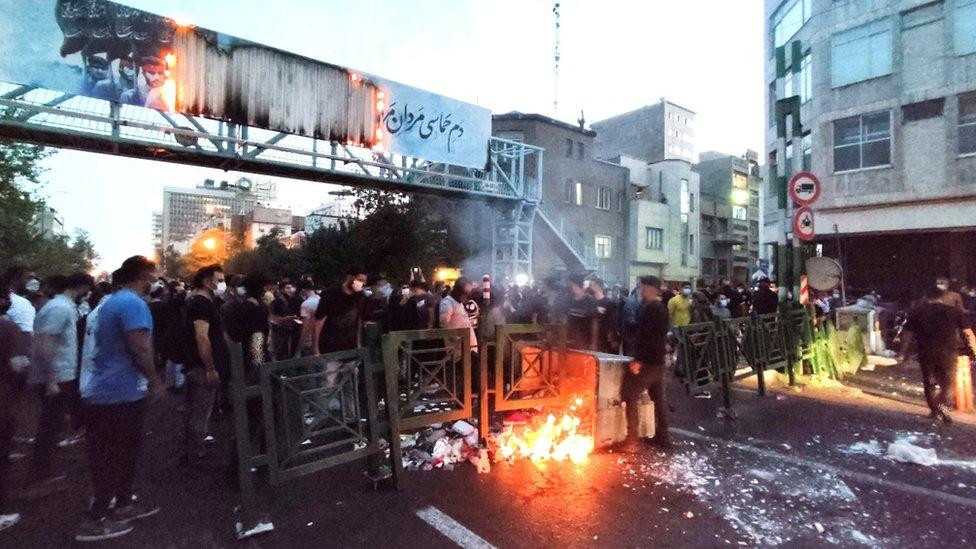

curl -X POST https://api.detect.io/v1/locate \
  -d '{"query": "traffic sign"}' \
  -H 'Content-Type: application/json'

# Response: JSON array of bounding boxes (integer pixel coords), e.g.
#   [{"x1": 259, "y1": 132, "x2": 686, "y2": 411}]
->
[
  {"x1": 793, "y1": 206, "x2": 816, "y2": 241},
  {"x1": 789, "y1": 172, "x2": 821, "y2": 206}
]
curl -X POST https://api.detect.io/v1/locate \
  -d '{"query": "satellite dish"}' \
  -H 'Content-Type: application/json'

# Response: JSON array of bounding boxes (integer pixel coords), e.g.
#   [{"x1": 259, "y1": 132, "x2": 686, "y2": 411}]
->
[
  {"x1": 805, "y1": 257, "x2": 843, "y2": 291},
  {"x1": 236, "y1": 177, "x2": 253, "y2": 190}
]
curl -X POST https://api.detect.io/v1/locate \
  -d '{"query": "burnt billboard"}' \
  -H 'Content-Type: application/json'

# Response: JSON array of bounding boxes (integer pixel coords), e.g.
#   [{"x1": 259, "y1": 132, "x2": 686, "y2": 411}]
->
[{"x1": 0, "y1": 0, "x2": 490, "y2": 169}]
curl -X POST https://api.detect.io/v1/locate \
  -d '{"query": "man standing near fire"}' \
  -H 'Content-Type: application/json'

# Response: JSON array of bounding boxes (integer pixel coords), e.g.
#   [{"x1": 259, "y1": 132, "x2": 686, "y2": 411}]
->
[{"x1": 620, "y1": 275, "x2": 672, "y2": 453}]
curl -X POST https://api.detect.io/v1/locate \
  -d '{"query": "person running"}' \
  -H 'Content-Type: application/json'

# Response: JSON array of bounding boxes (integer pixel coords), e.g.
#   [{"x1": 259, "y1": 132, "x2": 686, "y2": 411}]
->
[
  {"x1": 900, "y1": 287, "x2": 976, "y2": 424},
  {"x1": 181, "y1": 265, "x2": 227, "y2": 468},
  {"x1": 77, "y1": 256, "x2": 163, "y2": 542},
  {"x1": 27, "y1": 272, "x2": 93, "y2": 490},
  {"x1": 620, "y1": 276, "x2": 672, "y2": 453}
]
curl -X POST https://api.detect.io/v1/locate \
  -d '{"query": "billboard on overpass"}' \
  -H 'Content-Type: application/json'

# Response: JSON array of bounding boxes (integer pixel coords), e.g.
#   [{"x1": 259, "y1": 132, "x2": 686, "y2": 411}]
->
[{"x1": 0, "y1": 0, "x2": 490, "y2": 168}]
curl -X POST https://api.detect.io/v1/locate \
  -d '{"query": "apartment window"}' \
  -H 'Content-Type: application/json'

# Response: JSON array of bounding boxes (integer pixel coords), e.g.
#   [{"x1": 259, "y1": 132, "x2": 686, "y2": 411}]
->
[
  {"x1": 959, "y1": 92, "x2": 976, "y2": 155},
  {"x1": 957, "y1": 0, "x2": 976, "y2": 56},
  {"x1": 597, "y1": 187, "x2": 612, "y2": 210},
  {"x1": 718, "y1": 259, "x2": 729, "y2": 276},
  {"x1": 681, "y1": 252, "x2": 688, "y2": 267},
  {"x1": 768, "y1": 82, "x2": 777, "y2": 127},
  {"x1": 732, "y1": 206, "x2": 747, "y2": 220},
  {"x1": 688, "y1": 234, "x2": 695, "y2": 255},
  {"x1": 574, "y1": 181, "x2": 583, "y2": 206},
  {"x1": 615, "y1": 190, "x2": 624, "y2": 212},
  {"x1": 771, "y1": 0, "x2": 811, "y2": 49},
  {"x1": 565, "y1": 138, "x2": 574, "y2": 158},
  {"x1": 750, "y1": 221, "x2": 760, "y2": 237},
  {"x1": 702, "y1": 258, "x2": 716, "y2": 276},
  {"x1": 750, "y1": 191, "x2": 760, "y2": 208},
  {"x1": 831, "y1": 18, "x2": 892, "y2": 88},
  {"x1": 595, "y1": 235, "x2": 612, "y2": 258},
  {"x1": 833, "y1": 111, "x2": 891, "y2": 172},
  {"x1": 576, "y1": 141, "x2": 585, "y2": 160},
  {"x1": 646, "y1": 227, "x2": 664, "y2": 250},
  {"x1": 801, "y1": 132, "x2": 812, "y2": 171},
  {"x1": 782, "y1": 49, "x2": 810, "y2": 103},
  {"x1": 679, "y1": 179, "x2": 690, "y2": 214},
  {"x1": 689, "y1": 193, "x2": 695, "y2": 212},
  {"x1": 564, "y1": 179, "x2": 574, "y2": 203}
]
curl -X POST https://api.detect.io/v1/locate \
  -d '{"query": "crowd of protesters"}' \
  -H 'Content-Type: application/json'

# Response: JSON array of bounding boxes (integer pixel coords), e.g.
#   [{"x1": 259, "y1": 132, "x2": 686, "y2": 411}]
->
[{"x1": 8, "y1": 252, "x2": 947, "y2": 540}]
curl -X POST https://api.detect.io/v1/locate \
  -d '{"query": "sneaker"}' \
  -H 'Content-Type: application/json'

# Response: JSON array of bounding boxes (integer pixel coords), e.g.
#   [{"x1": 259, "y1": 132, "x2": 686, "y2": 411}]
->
[
  {"x1": 937, "y1": 404, "x2": 953, "y2": 425},
  {"x1": 0, "y1": 513, "x2": 20, "y2": 533},
  {"x1": 112, "y1": 496, "x2": 160, "y2": 524},
  {"x1": 74, "y1": 517, "x2": 134, "y2": 542}
]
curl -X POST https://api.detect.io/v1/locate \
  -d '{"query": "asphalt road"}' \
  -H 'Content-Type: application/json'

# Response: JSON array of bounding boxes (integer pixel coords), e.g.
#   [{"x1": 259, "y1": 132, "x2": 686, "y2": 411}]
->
[{"x1": 3, "y1": 378, "x2": 976, "y2": 548}]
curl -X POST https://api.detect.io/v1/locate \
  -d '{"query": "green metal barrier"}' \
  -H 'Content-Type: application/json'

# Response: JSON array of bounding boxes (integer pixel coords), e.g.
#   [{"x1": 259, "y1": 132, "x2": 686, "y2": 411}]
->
[{"x1": 229, "y1": 328, "x2": 398, "y2": 538}]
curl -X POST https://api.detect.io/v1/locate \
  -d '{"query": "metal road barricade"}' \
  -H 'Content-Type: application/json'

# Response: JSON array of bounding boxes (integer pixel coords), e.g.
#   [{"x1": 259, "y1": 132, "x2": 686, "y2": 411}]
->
[
  {"x1": 672, "y1": 321, "x2": 730, "y2": 406},
  {"x1": 382, "y1": 328, "x2": 473, "y2": 484},
  {"x1": 753, "y1": 312, "x2": 795, "y2": 386},
  {"x1": 228, "y1": 334, "x2": 398, "y2": 538},
  {"x1": 478, "y1": 324, "x2": 570, "y2": 429}
]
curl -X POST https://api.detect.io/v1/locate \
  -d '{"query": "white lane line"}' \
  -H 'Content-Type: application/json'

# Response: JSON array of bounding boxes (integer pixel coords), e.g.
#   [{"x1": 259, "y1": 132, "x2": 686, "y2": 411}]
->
[
  {"x1": 416, "y1": 505, "x2": 497, "y2": 549},
  {"x1": 672, "y1": 427, "x2": 976, "y2": 510}
]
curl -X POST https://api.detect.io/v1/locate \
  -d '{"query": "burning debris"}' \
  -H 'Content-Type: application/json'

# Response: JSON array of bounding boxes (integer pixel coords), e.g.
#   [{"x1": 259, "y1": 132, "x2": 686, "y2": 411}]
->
[{"x1": 491, "y1": 410, "x2": 595, "y2": 465}]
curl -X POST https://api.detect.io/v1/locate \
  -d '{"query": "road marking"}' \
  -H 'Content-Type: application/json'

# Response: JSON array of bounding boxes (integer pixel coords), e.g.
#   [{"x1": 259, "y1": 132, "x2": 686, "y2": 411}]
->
[
  {"x1": 416, "y1": 505, "x2": 497, "y2": 549},
  {"x1": 671, "y1": 427, "x2": 976, "y2": 510}
]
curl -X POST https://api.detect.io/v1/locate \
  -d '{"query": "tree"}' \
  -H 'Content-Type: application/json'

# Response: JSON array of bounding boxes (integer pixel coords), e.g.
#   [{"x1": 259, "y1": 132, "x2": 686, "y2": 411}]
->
[
  {"x1": 0, "y1": 140, "x2": 100, "y2": 275},
  {"x1": 161, "y1": 244, "x2": 187, "y2": 279}
]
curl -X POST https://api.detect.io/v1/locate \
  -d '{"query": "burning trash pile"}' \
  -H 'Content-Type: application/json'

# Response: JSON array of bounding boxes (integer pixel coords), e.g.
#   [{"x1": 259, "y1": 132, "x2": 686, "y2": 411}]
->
[{"x1": 399, "y1": 398, "x2": 595, "y2": 472}]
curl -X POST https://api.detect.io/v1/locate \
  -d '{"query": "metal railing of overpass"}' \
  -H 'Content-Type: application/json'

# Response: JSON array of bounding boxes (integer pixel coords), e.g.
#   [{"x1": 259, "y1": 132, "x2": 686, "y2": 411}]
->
[{"x1": 0, "y1": 82, "x2": 543, "y2": 204}]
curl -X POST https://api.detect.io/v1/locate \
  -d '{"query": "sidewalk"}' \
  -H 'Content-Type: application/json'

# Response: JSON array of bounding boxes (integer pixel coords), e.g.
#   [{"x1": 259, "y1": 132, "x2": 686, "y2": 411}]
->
[{"x1": 845, "y1": 357, "x2": 976, "y2": 417}]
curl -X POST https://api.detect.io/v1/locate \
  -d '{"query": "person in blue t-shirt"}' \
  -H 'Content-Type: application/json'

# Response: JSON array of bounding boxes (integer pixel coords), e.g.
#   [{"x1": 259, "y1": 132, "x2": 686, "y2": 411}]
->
[{"x1": 75, "y1": 256, "x2": 164, "y2": 543}]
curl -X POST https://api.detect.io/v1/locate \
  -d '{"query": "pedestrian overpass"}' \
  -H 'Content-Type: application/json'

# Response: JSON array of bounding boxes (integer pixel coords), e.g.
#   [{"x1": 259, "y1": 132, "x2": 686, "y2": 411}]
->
[{"x1": 0, "y1": 0, "x2": 542, "y2": 283}]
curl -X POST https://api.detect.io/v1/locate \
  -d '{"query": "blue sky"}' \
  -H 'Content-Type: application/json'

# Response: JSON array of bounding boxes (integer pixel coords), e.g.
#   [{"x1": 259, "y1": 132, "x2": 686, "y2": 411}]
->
[{"x1": 32, "y1": 0, "x2": 764, "y2": 271}]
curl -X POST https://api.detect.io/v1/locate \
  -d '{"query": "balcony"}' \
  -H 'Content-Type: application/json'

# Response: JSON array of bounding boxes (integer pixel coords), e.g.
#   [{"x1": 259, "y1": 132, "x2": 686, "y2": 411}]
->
[{"x1": 710, "y1": 232, "x2": 746, "y2": 245}]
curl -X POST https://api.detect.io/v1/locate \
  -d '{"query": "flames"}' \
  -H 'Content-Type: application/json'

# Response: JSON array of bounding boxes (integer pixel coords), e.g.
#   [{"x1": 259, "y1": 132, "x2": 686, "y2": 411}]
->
[{"x1": 492, "y1": 398, "x2": 594, "y2": 465}]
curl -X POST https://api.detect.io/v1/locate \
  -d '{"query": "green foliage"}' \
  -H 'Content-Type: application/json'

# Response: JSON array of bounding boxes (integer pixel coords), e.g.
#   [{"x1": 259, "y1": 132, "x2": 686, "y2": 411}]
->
[
  {"x1": 224, "y1": 192, "x2": 469, "y2": 287},
  {"x1": 0, "y1": 140, "x2": 99, "y2": 275}
]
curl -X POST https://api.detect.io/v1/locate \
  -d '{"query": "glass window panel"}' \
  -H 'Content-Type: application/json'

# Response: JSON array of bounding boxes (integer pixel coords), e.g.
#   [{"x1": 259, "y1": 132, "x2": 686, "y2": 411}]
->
[
  {"x1": 862, "y1": 139, "x2": 891, "y2": 167},
  {"x1": 960, "y1": 93, "x2": 976, "y2": 124},
  {"x1": 960, "y1": 124, "x2": 976, "y2": 155},
  {"x1": 862, "y1": 112, "x2": 890, "y2": 141},
  {"x1": 834, "y1": 117, "x2": 861, "y2": 146},
  {"x1": 956, "y1": 1, "x2": 976, "y2": 56},
  {"x1": 834, "y1": 144, "x2": 861, "y2": 171}
]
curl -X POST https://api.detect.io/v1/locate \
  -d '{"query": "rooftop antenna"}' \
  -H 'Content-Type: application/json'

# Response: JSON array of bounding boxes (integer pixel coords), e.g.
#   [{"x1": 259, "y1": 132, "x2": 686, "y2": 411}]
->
[{"x1": 553, "y1": 2, "x2": 560, "y2": 117}]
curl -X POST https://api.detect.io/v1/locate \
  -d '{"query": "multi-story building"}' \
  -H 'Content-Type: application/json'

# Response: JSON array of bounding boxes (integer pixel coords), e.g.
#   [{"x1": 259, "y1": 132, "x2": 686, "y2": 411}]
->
[
  {"x1": 239, "y1": 206, "x2": 299, "y2": 248},
  {"x1": 305, "y1": 196, "x2": 360, "y2": 233},
  {"x1": 695, "y1": 151, "x2": 762, "y2": 285},
  {"x1": 160, "y1": 177, "x2": 276, "y2": 252},
  {"x1": 609, "y1": 155, "x2": 701, "y2": 287},
  {"x1": 493, "y1": 112, "x2": 630, "y2": 286},
  {"x1": 762, "y1": 0, "x2": 976, "y2": 302},
  {"x1": 32, "y1": 206, "x2": 65, "y2": 240},
  {"x1": 151, "y1": 211, "x2": 163, "y2": 259},
  {"x1": 592, "y1": 98, "x2": 697, "y2": 164}
]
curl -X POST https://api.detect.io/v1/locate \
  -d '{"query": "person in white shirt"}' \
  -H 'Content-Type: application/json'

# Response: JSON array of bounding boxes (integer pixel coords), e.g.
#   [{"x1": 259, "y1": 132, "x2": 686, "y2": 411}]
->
[
  {"x1": 2, "y1": 266, "x2": 39, "y2": 334},
  {"x1": 297, "y1": 281, "x2": 320, "y2": 357},
  {"x1": 439, "y1": 277, "x2": 478, "y2": 352}
]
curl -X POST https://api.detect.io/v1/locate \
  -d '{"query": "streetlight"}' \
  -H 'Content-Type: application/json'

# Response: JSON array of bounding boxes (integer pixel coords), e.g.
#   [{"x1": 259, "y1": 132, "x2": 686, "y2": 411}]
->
[{"x1": 202, "y1": 237, "x2": 217, "y2": 250}]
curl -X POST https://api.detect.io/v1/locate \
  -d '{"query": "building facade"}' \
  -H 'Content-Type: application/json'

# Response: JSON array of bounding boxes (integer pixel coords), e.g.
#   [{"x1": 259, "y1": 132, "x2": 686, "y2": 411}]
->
[
  {"x1": 610, "y1": 156, "x2": 701, "y2": 287},
  {"x1": 160, "y1": 178, "x2": 276, "y2": 252},
  {"x1": 695, "y1": 151, "x2": 762, "y2": 284},
  {"x1": 762, "y1": 0, "x2": 976, "y2": 302},
  {"x1": 32, "y1": 206, "x2": 65, "y2": 240},
  {"x1": 592, "y1": 99, "x2": 696, "y2": 164},
  {"x1": 493, "y1": 112, "x2": 630, "y2": 286},
  {"x1": 305, "y1": 197, "x2": 360, "y2": 233}
]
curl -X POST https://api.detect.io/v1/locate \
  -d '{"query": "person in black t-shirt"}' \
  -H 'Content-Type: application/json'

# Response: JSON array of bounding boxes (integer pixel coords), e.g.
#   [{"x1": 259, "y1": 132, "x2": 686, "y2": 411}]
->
[
  {"x1": 270, "y1": 280, "x2": 301, "y2": 360},
  {"x1": 588, "y1": 278, "x2": 618, "y2": 354},
  {"x1": 238, "y1": 274, "x2": 270, "y2": 378},
  {"x1": 565, "y1": 274, "x2": 598, "y2": 351},
  {"x1": 900, "y1": 288, "x2": 976, "y2": 423},
  {"x1": 620, "y1": 275, "x2": 672, "y2": 453},
  {"x1": 313, "y1": 268, "x2": 367, "y2": 355},
  {"x1": 182, "y1": 264, "x2": 227, "y2": 466},
  {"x1": 752, "y1": 277, "x2": 779, "y2": 315}
]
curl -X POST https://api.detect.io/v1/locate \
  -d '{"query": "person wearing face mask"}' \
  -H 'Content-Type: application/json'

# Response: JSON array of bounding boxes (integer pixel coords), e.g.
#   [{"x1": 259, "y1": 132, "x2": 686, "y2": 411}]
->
[
  {"x1": 2, "y1": 266, "x2": 38, "y2": 336},
  {"x1": 934, "y1": 276, "x2": 965, "y2": 311},
  {"x1": 77, "y1": 255, "x2": 164, "y2": 542},
  {"x1": 439, "y1": 277, "x2": 479, "y2": 352},
  {"x1": 180, "y1": 265, "x2": 227, "y2": 470},
  {"x1": 270, "y1": 280, "x2": 302, "y2": 360},
  {"x1": 668, "y1": 283, "x2": 694, "y2": 329},
  {"x1": 313, "y1": 267, "x2": 368, "y2": 356},
  {"x1": 711, "y1": 293, "x2": 732, "y2": 321},
  {"x1": 362, "y1": 276, "x2": 393, "y2": 330},
  {"x1": 25, "y1": 272, "x2": 94, "y2": 492}
]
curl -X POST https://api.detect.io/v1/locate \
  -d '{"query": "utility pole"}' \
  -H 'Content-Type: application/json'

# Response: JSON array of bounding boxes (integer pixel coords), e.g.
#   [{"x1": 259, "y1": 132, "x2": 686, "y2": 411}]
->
[
  {"x1": 552, "y1": 2, "x2": 561, "y2": 117},
  {"x1": 774, "y1": 41, "x2": 807, "y2": 301}
]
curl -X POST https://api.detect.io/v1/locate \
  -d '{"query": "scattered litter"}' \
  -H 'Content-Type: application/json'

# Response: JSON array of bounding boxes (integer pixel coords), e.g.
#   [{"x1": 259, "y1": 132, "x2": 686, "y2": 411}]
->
[
  {"x1": 814, "y1": 522, "x2": 824, "y2": 534},
  {"x1": 684, "y1": 511, "x2": 695, "y2": 519},
  {"x1": 866, "y1": 355, "x2": 898, "y2": 367},
  {"x1": 860, "y1": 364, "x2": 875, "y2": 372},
  {"x1": 838, "y1": 440, "x2": 883, "y2": 456},
  {"x1": 307, "y1": 522, "x2": 313, "y2": 527},
  {"x1": 886, "y1": 440, "x2": 938, "y2": 466}
]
